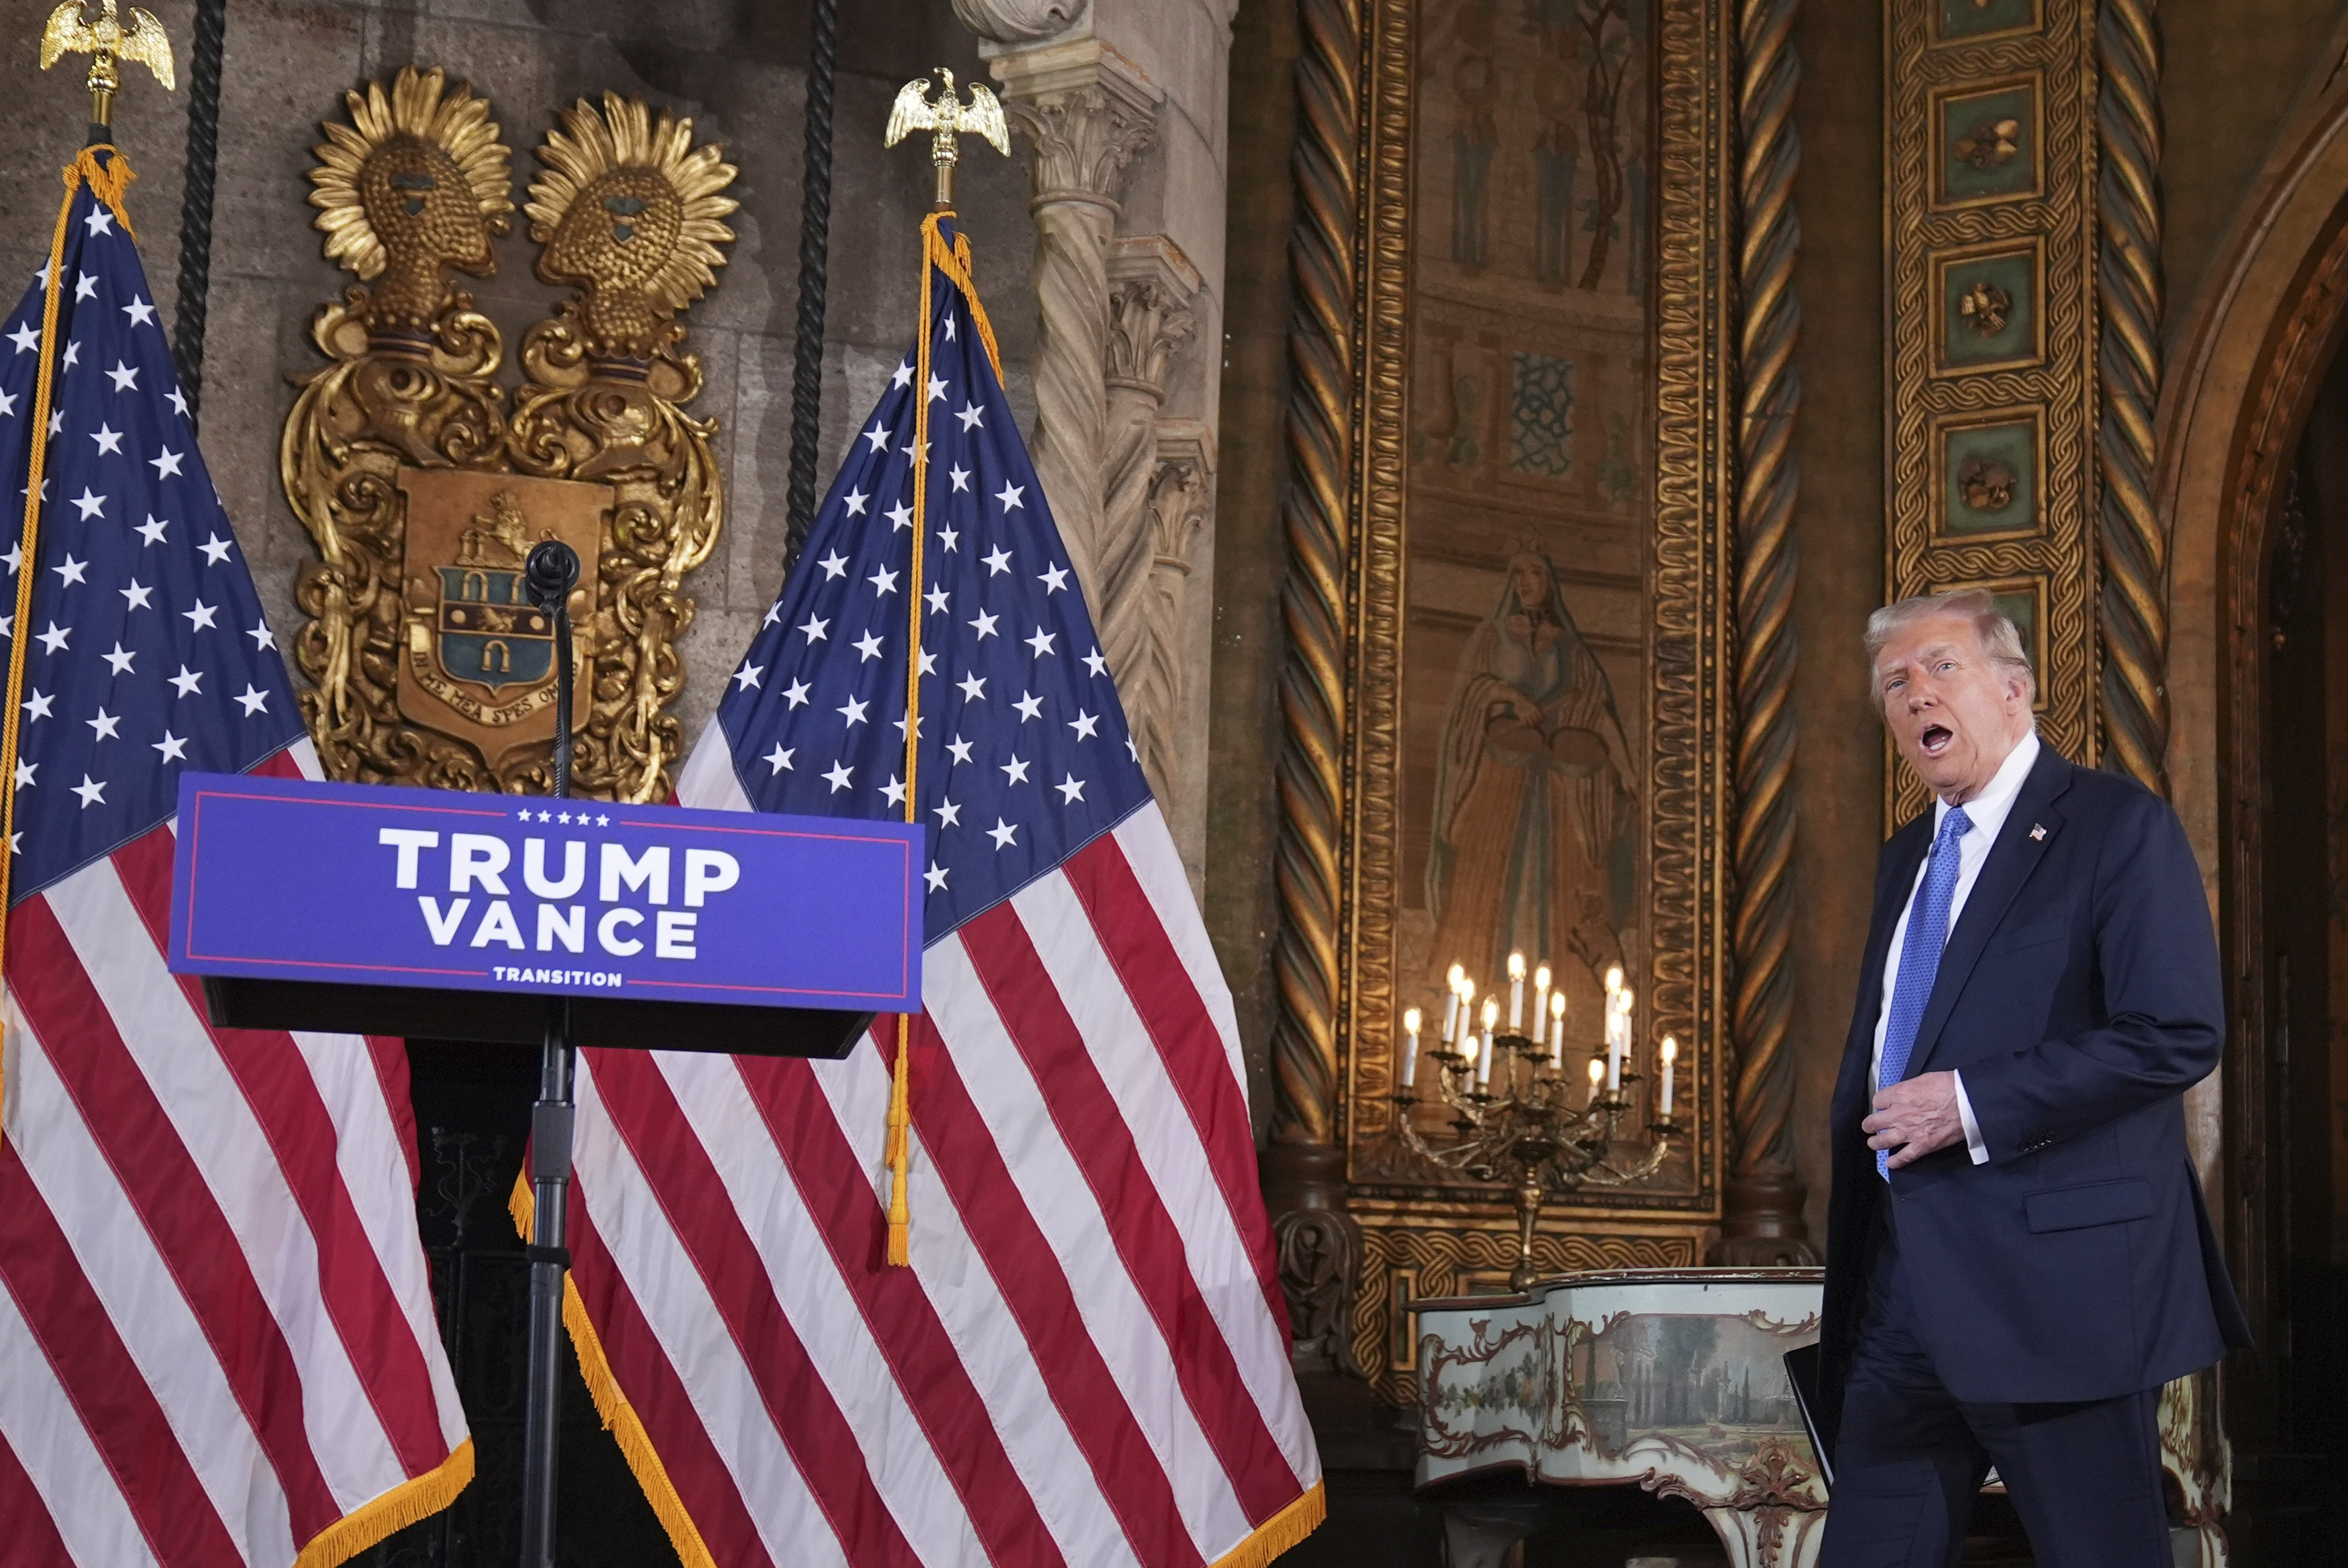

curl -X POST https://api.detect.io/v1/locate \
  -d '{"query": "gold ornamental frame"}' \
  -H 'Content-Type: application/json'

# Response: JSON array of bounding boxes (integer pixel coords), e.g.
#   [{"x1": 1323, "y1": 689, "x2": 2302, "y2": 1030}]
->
[{"x1": 1270, "y1": 0, "x2": 1740, "y2": 1402}]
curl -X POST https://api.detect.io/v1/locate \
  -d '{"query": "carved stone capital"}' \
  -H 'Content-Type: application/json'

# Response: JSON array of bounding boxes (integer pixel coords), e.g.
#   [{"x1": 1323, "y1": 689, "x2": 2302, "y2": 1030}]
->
[
  {"x1": 1105, "y1": 236, "x2": 1202, "y2": 397},
  {"x1": 952, "y1": 0, "x2": 1089, "y2": 47},
  {"x1": 994, "y1": 40, "x2": 1160, "y2": 209},
  {"x1": 1148, "y1": 424, "x2": 1214, "y2": 567}
]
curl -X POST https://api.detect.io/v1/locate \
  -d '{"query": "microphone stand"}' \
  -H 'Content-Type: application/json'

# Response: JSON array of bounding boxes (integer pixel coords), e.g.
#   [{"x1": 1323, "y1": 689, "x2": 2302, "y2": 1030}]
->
[{"x1": 519, "y1": 540, "x2": 580, "y2": 1568}]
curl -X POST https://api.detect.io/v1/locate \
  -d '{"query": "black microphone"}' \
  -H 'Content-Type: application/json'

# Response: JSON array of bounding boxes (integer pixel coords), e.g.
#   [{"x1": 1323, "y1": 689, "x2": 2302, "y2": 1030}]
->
[
  {"x1": 524, "y1": 542, "x2": 581, "y2": 800},
  {"x1": 524, "y1": 540, "x2": 580, "y2": 611}
]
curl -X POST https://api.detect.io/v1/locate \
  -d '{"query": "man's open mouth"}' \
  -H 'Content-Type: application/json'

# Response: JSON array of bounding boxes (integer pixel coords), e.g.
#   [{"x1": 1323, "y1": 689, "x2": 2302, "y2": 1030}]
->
[{"x1": 1919, "y1": 724, "x2": 1953, "y2": 758}]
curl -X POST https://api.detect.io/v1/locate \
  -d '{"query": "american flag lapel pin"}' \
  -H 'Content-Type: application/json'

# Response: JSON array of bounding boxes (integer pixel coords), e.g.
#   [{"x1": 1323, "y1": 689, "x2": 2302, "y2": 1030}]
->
[{"x1": 2029, "y1": 823, "x2": 2047, "y2": 841}]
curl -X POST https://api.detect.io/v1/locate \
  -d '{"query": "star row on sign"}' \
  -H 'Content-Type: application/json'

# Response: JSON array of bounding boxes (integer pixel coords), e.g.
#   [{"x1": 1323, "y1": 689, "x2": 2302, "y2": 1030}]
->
[{"x1": 513, "y1": 808, "x2": 615, "y2": 826}]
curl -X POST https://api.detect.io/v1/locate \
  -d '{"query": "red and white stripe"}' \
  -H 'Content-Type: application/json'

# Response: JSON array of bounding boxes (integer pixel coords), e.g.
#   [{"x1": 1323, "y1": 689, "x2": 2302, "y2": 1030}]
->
[
  {"x1": 552, "y1": 731, "x2": 1320, "y2": 1568},
  {"x1": 0, "y1": 740, "x2": 470, "y2": 1568}
]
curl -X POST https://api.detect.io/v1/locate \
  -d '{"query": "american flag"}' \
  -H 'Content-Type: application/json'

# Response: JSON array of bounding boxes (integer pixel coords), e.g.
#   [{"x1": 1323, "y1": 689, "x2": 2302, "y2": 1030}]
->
[
  {"x1": 0, "y1": 157, "x2": 471, "y2": 1564},
  {"x1": 557, "y1": 217, "x2": 1323, "y2": 1568}
]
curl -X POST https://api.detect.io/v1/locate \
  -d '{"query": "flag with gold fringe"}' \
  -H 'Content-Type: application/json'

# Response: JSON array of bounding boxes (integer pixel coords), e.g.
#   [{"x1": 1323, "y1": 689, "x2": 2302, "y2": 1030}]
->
[
  {"x1": 0, "y1": 148, "x2": 473, "y2": 1567},
  {"x1": 539, "y1": 211, "x2": 1325, "y2": 1568}
]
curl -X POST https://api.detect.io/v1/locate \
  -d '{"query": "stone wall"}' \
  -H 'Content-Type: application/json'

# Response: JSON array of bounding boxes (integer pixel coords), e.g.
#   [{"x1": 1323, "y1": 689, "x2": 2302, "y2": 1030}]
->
[{"x1": 0, "y1": 0, "x2": 1041, "y2": 777}]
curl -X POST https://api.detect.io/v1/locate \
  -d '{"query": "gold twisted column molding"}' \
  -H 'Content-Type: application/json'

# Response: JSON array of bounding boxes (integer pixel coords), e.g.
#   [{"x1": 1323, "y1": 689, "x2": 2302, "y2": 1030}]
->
[
  {"x1": 1715, "y1": 0, "x2": 1815, "y2": 1264},
  {"x1": 1264, "y1": 0, "x2": 1359, "y2": 1275},
  {"x1": 2097, "y1": 0, "x2": 2167, "y2": 793}
]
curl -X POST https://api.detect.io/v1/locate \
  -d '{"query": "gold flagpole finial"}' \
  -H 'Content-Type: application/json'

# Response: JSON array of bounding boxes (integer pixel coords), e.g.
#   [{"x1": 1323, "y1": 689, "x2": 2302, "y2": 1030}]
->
[
  {"x1": 38, "y1": 1, "x2": 175, "y2": 130},
  {"x1": 884, "y1": 66, "x2": 1009, "y2": 209}
]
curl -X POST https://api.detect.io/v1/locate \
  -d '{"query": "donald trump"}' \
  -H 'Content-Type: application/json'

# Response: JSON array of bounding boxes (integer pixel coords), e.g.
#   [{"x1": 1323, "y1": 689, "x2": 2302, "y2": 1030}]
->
[{"x1": 1817, "y1": 590, "x2": 2250, "y2": 1565}]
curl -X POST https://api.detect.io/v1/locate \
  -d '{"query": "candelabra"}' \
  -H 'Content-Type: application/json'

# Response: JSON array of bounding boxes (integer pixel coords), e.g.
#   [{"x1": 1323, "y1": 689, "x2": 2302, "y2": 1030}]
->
[{"x1": 1394, "y1": 957, "x2": 1679, "y2": 1290}]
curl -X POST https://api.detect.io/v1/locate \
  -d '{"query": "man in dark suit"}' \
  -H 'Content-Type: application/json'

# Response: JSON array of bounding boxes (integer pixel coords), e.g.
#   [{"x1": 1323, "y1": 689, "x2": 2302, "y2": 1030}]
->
[{"x1": 1817, "y1": 589, "x2": 2250, "y2": 1566}]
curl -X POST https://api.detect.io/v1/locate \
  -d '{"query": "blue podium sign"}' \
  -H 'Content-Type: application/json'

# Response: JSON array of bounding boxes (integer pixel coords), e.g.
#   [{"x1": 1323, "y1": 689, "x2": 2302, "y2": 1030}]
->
[{"x1": 168, "y1": 773, "x2": 923, "y2": 1018}]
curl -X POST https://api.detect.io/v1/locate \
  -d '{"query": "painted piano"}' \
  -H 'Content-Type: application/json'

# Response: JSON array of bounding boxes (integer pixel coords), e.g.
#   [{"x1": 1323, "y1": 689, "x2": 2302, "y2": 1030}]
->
[{"x1": 1411, "y1": 1267, "x2": 2229, "y2": 1568}]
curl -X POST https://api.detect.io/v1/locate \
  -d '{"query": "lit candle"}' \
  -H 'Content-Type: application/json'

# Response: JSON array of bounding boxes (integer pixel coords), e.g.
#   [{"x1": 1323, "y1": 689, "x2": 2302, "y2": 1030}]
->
[
  {"x1": 1462, "y1": 1030, "x2": 1479, "y2": 1073},
  {"x1": 1442, "y1": 963, "x2": 1464, "y2": 1044},
  {"x1": 1478, "y1": 997, "x2": 1498, "y2": 1087},
  {"x1": 1608, "y1": 988, "x2": 1633, "y2": 1093},
  {"x1": 1459, "y1": 980, "x2": 1476, "y2": 1053},
  {"x1": 1403, "y1": 1007, "x2": 1423, "y2": 1089},
  {"x1": 1531, "y1": 963, "x2": 1551, "y2": 1045},
  {"x1": 1507, "y1": 952, "x2": 1527, "y2": 1031},
  {"x1": 1586, "y1": 1054, "x2": 1604, "y2": 1103},
  {"x1": 1549, "y1": 990, "x2": 1566, "y2": 1068},
  {"x1": 1658, "y1": 1034, "x2": 1677, "y2": 1120}
]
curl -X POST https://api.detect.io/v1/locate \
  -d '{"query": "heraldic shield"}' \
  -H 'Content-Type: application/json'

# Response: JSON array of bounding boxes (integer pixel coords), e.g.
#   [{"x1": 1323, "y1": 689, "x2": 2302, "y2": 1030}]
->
[
  {"x1": 396, "y1": 469, "x2": 603, "y2": 754},
  {"x1": 281, "y1": 68, "x2": 735, "y2": 801}
]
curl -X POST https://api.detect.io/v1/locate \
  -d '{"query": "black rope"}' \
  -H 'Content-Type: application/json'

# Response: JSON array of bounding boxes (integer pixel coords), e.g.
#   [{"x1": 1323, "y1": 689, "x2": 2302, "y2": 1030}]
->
[
  {"x1": 171, "y1": 0, "x2": 227, "y2": 430},
  {"x1": 782, "y1": 0, "x2": 840, "y2": 578}
]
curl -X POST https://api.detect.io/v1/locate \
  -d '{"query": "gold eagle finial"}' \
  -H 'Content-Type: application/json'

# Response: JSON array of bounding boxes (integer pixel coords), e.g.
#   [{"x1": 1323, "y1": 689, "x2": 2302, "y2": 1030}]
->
[
  {"x1": 40, "y1": 1, "x2": 175, "y2": 128},
  {"x1": 884, "y1": 66, "x2": 1010, "y2": 207}
]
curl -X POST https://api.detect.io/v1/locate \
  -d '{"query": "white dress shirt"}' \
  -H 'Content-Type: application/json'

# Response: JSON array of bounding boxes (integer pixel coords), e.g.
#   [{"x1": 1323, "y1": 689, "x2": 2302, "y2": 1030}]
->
[{"x1": 1870, "y1": 728, "x2": 2041, "y2": 1164}]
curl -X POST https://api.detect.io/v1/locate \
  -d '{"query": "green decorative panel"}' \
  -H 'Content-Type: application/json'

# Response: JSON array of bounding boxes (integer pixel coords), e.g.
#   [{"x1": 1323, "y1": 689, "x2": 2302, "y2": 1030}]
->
[
  {"x1": 1935, "y1": 244, "x2": 2041, "y2": 372},
  {"x1": 1937, "y1": 0, "x2": 2040, "y2": 43},
  {"x1": 1934, "y1": 79, "x2": 2041, "y2": 208},
  {"x1": 1936, "y1": 410, "x2": 2041, "y2": 540}
]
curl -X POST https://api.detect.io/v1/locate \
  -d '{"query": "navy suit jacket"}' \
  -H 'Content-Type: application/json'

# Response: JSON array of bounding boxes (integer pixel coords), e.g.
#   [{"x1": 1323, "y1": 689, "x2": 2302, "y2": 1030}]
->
[{"x1": 1818, "y1": 744, "x2": 2250, "y2": 1428}]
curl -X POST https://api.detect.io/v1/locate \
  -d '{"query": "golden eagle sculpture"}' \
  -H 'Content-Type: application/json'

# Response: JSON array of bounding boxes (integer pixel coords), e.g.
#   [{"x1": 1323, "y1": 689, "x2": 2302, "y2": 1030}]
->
[
  {"x1": 884, "y1": 67, "x2": 1010, "y2": 204},
  {"x1": 39, "y1": 1, "x2": 175, "y2": 93}
]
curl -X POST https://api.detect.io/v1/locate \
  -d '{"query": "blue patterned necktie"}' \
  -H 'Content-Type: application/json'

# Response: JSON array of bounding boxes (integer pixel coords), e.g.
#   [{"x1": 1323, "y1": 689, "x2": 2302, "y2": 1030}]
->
[{"x1": 1876, "y1": 805, "x2": 1973, "y2": 1177}]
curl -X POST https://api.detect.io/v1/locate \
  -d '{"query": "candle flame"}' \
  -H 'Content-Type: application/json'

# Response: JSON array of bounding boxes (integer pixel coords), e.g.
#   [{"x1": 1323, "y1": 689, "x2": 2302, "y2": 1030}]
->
[
  {"x1": 1586, "y1": 1055, "x2": 1605, "y2": 1085},
  {"x1": 1605, "y1": 963, "x2": 1625, "y2": 992},
  {"x1": 1507, "y1": 951, "x2": 1526, "y2": 979},
  {"x1": 1533, "y1": 963, "x2": 1551, "y2": 989},
  {"x1": 1404, "y1": 1007, "x2": 1422, "y2": 1034},
  {"x1": 1480, "y1": 997, "x2": 1499, "y2": 1027},
  {"x1": 1447, "y1": 961, "x2": 1465, "y2": 988},
  {"x1": 1550, "y1": 990, "x2": 1566, "y2": 1016},
  {"x1": 1660, "y1": 1034, "x2": 1678, "y2": 1061}
]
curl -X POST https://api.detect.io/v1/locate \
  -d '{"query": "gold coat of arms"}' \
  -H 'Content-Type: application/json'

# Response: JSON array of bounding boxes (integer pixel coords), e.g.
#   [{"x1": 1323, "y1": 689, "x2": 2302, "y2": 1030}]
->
[{"x1": 281, "y1": 68, "x2": 737, "y2": 800}]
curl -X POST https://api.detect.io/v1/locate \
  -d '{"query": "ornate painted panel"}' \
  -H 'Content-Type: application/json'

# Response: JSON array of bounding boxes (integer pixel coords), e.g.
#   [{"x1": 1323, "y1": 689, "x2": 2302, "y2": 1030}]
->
[
  {"x1": 1885, "y1": 0, "x2": 2099, "y2": 820},
  {"x1": 1317, "y1": 0, "x2": 1735, "y2": 1400}
]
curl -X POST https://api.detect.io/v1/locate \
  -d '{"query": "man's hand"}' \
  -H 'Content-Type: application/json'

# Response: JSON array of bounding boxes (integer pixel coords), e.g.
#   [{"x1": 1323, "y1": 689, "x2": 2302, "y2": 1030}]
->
[{"x1": 1866, "y1": 1070, "x2": 1965, "y2": 1169}]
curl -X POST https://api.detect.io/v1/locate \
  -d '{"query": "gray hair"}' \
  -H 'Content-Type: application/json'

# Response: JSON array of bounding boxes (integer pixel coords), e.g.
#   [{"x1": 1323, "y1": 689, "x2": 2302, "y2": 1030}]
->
[{"x1": 1864, "y1": 589, "x2": 2035, "y2": 703}]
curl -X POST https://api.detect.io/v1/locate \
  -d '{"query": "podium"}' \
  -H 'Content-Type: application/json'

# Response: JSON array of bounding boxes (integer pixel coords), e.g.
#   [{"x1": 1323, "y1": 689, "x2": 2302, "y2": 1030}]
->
[
  {"x1": 170, "y1": 770, "x2": 923, "y2": 1057},
  {"x1": 168, "y1": 766, "x2": 925, "y2": 1561}
]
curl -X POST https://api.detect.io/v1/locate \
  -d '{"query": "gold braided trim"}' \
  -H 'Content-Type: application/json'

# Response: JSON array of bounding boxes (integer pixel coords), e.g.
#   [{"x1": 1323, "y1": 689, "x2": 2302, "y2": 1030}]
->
[
  {"x1": 1, "y1": 146, "x2": 138, "y2": 1126},
  {"x1": 510, "y1": 1175, "x2": 718, "y2": 1568},
  {"x1": 292, "y1": 1439, "x2": 474, "y2": 1568},
  {"x1": 923, "y1": 213, "x2": 1003, "y2": 379},
  {"x1": 1211, "y1": 1480, "x2": 1327, "y2": 1568}
]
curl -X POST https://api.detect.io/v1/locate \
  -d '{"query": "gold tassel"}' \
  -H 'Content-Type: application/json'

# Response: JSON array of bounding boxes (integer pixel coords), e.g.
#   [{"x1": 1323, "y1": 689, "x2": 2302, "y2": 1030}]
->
[{"x1": 885, "y1": 1014, "x2": 913, "y2": 1265}]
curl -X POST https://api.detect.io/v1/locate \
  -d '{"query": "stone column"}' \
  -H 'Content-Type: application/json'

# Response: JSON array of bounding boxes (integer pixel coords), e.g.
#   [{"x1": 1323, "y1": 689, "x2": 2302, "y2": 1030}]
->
[
  {"x1": 1099, "y1": 236, "x2": 1200, "y2": 702},
  {"x1": 1136, "y1": 422, "x2": 1213, "y2": 821},
  {"x1": 987, "y1": 40, "x2": 1160, "y2": 614}
]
